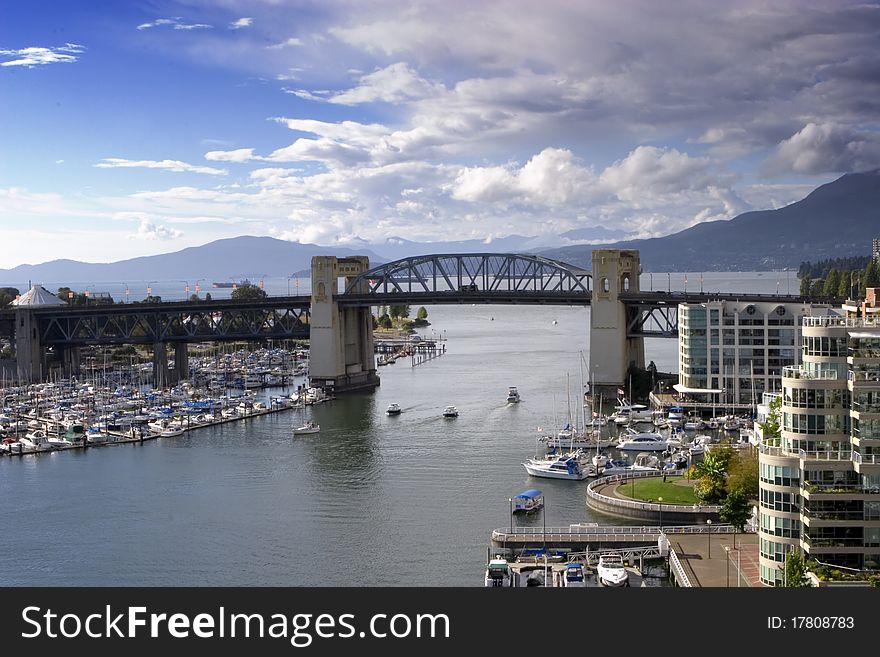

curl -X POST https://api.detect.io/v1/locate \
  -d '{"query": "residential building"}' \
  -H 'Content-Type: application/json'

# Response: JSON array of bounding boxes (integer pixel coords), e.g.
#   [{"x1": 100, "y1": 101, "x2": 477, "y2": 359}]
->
[
  {"x1": 873, "y1": 238, "x2": 879, "y2": 264},
  {"x1": 757, "y1": 288, "x2": 880, "y2": 586},
  {"x1": 677, "y1": 300, "x2": 830, "y2": 409}
]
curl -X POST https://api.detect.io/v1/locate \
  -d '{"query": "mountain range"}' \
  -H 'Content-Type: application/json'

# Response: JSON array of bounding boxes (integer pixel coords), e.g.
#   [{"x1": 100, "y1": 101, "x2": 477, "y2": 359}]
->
[{"x1": 1, "y1": 170, "x2": 876, "y2": 285}]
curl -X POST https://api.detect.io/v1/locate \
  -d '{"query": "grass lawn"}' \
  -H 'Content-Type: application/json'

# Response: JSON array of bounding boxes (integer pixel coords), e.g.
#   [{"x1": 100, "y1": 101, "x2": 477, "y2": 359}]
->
[{"x1": 616, "y1": 476, "x2": 700, "y2": 505}]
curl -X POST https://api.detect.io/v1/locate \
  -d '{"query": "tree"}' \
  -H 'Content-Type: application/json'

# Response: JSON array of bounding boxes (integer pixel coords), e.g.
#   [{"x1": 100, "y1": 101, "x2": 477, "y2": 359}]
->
[
  {"x1": 863, "y1": 260, "x2": 880, "y2": 296},
  {"x1": 231, "y1": 283, "x2": 267, "y2": 301},
  {"x1": 726, "y1": 449, "x2": 759, "y2": 500},
  {"x1": 800, "y1": 274, "x2": 812, "y2": 296},
  {"x1": 416, "y1": 306, "x2": 428, "y2": 320},
  {"x1": 810, "y1": 278, "x2": 825, "y2": 297},
  {"x1": 759, "y1": 395, "x2": 782, "y2": 446},
  {"x1": 142, "y1": 295, "x2": 162, "y2": 304},
  {"x1": 205, "y1": 292, "x2": 213, "y2": 302},
  {"x1": 389, "y1": 304, "x2": 410, "y2": 319},
  {"x1": 784, "y1": 548, "x2": 810, "y2": 587},
  {"x1": 837, "y1": 272, "x2": 851, "y2": 298},
  {"x1": 379, "y1": 314, "x2": 392, "y2": 329},
  {"x1": 189, "y1": 293, "x2": 201, "y2": 302},
  {"x1": 823, "y1": 269, "x2": 840, "y2": 297},
  {"x1": 693, "y1": 451, "x2": 729, "y2": 503},
  {"x1": 0, "y1": 286, "x2": 20, "y2": 307},
  {"x1": 719, "y1": 487, "x2": 751, "y2": 547}
]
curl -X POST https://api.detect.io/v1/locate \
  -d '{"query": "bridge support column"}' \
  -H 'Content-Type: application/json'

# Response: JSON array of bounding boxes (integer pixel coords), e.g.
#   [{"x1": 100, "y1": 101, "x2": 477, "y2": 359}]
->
[
  {"x1": 14, "y1": 309, "x2": 44, "y2": 383},
  {"x1": 589, "y1": 249, "x2": 645, "y2": 400},
  {"x1": 309, "y1": 255, "x2": 379, "y2": 393},
  {"x1": 60, "y1": 345, "x2": 81, "y2": 378},
  {"x1": 153, "y1": 342, "x2": 170, "y2": 389},
  {"x1": 173, "y1": 343, "x2": 189, "y2": 383}
]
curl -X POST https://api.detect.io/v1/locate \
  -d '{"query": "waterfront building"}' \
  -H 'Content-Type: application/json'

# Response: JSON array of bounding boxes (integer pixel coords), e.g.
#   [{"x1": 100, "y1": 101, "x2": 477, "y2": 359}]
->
[
  {"x1": 873, "y1": 238, "x2": 879, "y2": 264},
  {"x1": 677, "y1": 300, "x2": 829, "y2": 408},
  {"x1": 757, "y1": 288, "x2": 880, "y2": 586}
]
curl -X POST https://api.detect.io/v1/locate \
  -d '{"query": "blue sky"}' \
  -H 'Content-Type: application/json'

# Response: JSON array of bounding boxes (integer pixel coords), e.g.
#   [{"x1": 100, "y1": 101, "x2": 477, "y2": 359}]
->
[{"x1": 1, "y1": 0, "x2": 879, "y2": 269}]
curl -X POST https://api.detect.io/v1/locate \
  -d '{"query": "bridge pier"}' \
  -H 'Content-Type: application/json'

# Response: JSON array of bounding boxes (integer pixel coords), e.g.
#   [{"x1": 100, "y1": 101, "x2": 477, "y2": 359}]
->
[
  {"x1": 309, "y1": 256, "x2": 379, "y2": 393},
  {"x1": 59, "y1": 345, "x2": 81, "y2": 378},
  {"x1": 589, "y1": 249, "x2": 645, "y2": 399},
  {"x1": 153, "y1": 342, "x2": 170, "y2": 389},
  {"x1": 173, "y1": 343, "x2": 188, "y2": 383},
  {"x1": 14, "y1": 309, "x2": 44, "y2": 383}
]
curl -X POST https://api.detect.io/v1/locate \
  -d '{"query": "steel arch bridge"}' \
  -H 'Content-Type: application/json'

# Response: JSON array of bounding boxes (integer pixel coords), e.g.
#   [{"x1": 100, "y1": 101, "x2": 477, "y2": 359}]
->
[{"x1": 341, "y1": 253, "x2": 592, "y2": 305}]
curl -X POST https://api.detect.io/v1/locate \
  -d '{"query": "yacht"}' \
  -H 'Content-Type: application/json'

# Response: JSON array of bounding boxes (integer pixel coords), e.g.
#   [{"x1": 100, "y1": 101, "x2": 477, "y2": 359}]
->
[
  {"x1": 293, "y1": 420, "x2": 320, "y2": 434},
  {"x1": 599, "y1": 458, "x2": 633, "y2": 476},
  {"x1": 666, "y1": 407, "x2": 685, "y2": 428},
  {"x1": 506, "y1": 387, "x2": 520, "y2": 403},
  {"x1": 484, "y1": 557, "x2": 513, "y2": 587},
  {"x1": 683, "y1": 415, "x2": 705, "y2": 431},
  {"x1": 596, "y1": 553, "x2": 629, "y2": 587},
  {"x1": 386, "y1": 403, "x2": 402, "y2": 415},
  {"x1": 523, "y1": 453, "x2": 593, "y2": 480},
  {"x1": 442, "y1": 406, "x2": 459, "y2": 418},
  {"x1": 617, "y1": 429, "x2": 668, "y2": 451},
  {"x1": 562, "y1": 563, "x2": 587, "y2": 587}
]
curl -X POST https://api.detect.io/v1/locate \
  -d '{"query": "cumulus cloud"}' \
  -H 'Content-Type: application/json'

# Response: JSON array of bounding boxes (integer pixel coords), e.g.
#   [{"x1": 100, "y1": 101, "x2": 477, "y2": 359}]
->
[
  {"x1": 229, "y1": 17, "x2": 253, "y2": 30},
  {"x1": 136, "y1": 18, "x2": 212, "y2": 31},
  {"x1": 599, "y1": 146, "x2": 719, "y2": 202},
  {"x1": 764, "y1": 122, "x2": 880, "y2": 175},
  {"x1": 130, "y1": 218, "x2": 183, "y2": 241},
  {"x1": 95, "y1": 158, "x2": 227, "y2": 175},
  {"x1": 326, "y1": 62, "x2": 443, "y2": 105},
  {"x1": 0, "y1": 43, "x2": 84, "y2": 68}
]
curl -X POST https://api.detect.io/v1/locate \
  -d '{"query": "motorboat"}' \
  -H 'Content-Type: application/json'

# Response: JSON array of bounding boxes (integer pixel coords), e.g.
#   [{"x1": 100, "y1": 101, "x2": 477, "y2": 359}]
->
[
  {"x1": 442, "y1": 406, "x2": 459, "y2": 418},
  {"x1": 633, "y1": 452, "x2": 661, "y2": 470},
  {"x1": 523, "y1": 453, "x2": 594, "y2": 480},
  {"x1": 563, "y1": 563, "x2": 587, "y2": 587},
  {"x1": 666, "y1": 407, "x2": 685, "y2": 427},
  {"x1": 386, "y1": 403, "x2": 402, "y2": 415},
  {"x1": 511, "y1": 489, "x2": 544, "y2": 513},
  {"x1": 613, "y1": 401, "x2": 653, "y2": 425},
  {"x1": 683, "y1": 415, "x2": 705, "y2": 431},
  {"x1": 293, "y1": 420, "x2": 320, "y2": 434},
  {"x1": 596, "y1": 553, "x2": 629, "y2": 587},
  {"x1": 723, "y1": 415, "x2": 741, "y2": 431},
  {"x1": 599, "y1": 458, "x2": 633, "y2": 476},
  {"x1": 507, "y1": 387, "x2": 520, "y2": 403},
  {"x1": 484, "y1": 557, "x2": 513, "y2": 587},
  {"x1": 617, "y1": 429, "x2": 668, "y2": 451},
  {"x1": 545, "y1": 433, "x2": 617, "y2": 450},
  {"x1": 593, "y1": 452, "x2": 610, "y2": 468}
]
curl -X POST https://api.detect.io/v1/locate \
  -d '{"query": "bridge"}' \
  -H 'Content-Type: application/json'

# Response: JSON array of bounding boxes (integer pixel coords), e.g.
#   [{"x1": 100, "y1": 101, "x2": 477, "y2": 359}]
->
[{"x1": 0, "y1": 249, "x2": 827, "y2": 393}]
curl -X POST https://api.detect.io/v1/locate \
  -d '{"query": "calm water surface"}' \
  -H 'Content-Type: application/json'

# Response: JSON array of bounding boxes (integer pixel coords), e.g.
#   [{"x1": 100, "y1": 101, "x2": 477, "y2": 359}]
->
[{"x1": 0, "y1": 273, "x2": 776, "y2": 585}]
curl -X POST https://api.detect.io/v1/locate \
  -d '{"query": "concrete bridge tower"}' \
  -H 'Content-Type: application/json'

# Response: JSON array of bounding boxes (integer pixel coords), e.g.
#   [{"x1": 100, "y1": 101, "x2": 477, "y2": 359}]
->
[
  {"x1": 309, "y1": 256, "x2": 380, "y2": 393},
  {"x1": 589, "y1": 249, "x2": 645, "y2": 400}
]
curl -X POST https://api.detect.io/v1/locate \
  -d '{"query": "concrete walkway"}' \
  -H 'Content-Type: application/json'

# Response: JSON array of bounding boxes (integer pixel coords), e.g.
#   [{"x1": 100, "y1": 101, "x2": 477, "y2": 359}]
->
[{"x1": 670, "y1": 533, "x2": 761, "y2": 587}]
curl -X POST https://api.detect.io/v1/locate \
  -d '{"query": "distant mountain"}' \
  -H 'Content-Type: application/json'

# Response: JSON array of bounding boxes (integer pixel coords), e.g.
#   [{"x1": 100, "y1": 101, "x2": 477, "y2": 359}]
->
[
  {"x1": 366, "y1": 234, "x2": 537, "y2": 261},
  {"x1": 558, "y1": 226, "x2": 634, "y2": 242},
  {"x1": 539, "y1": 170, "x2": 880, "y2": 271},
  {"x1": 0, "y1": 236, "x2": 386, "y2": 285}
]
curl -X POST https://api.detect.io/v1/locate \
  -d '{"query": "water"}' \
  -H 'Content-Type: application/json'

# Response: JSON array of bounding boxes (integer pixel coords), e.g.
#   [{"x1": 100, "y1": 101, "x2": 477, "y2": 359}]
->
[{"x1": 0, "y1": 273, "x2": 774, "y2": 586}]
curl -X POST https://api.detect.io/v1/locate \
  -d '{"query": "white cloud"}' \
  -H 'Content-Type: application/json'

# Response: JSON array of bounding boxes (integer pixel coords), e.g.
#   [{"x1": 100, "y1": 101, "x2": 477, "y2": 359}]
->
[
  {"x1": 95, "y1": 158, "x2": 227, "y2": 176},
  {"x1": 327, "y1": 62, "x2": 443, "y2": 105},
  {"x1": 267, "y1": 37, "x2": 304, "y2": 49},
  {"x1": 0, "y1": 43, "x2": 84, "y2": 68},
  {"x1": 204, "y1": 148, "x2": 256, "y2": 162},
  {"x1": 229, "y1": 18, "x2": 253, "y2": 30},
  {"x1": 599, "y1": 146, "x2": 718, "y2": 202},
  {"x1": 130, "y1": 218, "x2": 183, "y2": 241},
  {"x1": 136, "y1": 18, "x2": 212, "y2": 31},
  {"x1": 764, "y1": 122, "x2": 880, "y2": 175}
]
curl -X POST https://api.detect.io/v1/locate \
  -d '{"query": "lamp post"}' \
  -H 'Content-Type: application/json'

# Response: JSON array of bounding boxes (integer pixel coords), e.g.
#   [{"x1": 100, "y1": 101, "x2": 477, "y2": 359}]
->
[
  {"x1": 123, "y1": 284, "x2": 130, "y2": 304},
  {"x1": 706, "y1": 519, "x2": 712, "y2": 558},
  {"x1": 737, "y1": 546, "x2": 741, "y2": 587},
  {"x1": 724, "y1": 545, "x2": 730, "y2": 586},
  {"x1": 658, "y1": 496, "x2": 663, "y2": 529},
  {"x1": 509, "y1": 497, "x2": 513, "y2": 535},
  {"x1": 194, "y1": 279, "x2": 204, "y2": 299}
]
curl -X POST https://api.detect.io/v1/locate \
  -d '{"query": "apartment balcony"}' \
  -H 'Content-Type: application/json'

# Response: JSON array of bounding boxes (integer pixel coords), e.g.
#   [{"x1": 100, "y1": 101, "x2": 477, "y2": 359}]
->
[
  {"x1": 801, "y1": 481, "x2": 880, "y2": 500},
  {"x1": 853, "y1": 451, "x2": 880, "y2": 474},
  {"x1": 783, "y1": 366, "x2": 839, "y2": 380},
  {"x1": 798, "y1": 448, "x2": 853, "y2": 464},
  {"x1": 802, "y1": 536, "x2": 866, "y2": 554}
]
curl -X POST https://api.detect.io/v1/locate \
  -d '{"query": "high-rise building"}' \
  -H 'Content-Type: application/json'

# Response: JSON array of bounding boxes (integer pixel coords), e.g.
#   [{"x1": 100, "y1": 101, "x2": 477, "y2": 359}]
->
[
  {"x1": 873, "y1": 238, "x2": 879, "y2": 264},
  {"x1": 757, "y1": 289, "x2": 880, "y2": 586},
  {"x1": 677, "y1": 300, "x2": 829, "y2": 408}
]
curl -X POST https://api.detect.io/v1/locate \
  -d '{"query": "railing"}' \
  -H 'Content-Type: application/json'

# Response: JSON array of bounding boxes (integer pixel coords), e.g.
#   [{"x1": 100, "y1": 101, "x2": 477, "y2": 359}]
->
[
  {"x1": 759, "y1": 443, "x2": 788, "y2": 456},
  {"x1": 852, "y1": 402, "x2": 880, "y2": 414},
  {"x1": 849, "y1": 369, "x2": 880, "y2": 382},
  {"x1": 803, "y1": 482, "x2": 879, "y2": 495},
  {"x1": 783, "y1": 366, "x2": 839, "y2": 380},
  {"x1": 668, "y1": 547, "x2": 692, "y2": 588},
  {"x1": 586, "y1": 472, "x2": 722, "y2": 514},
  {"x1": 803, "y1": 536, "x2": 864, "y2": 548},
  {"x1": 845, "y1": 317, "x2": 880, "y2": 328},
  {"x1": 492, "y1": 524, "x2": 737, "y2": 537},
  {"x1": 853, "y1": 451, "x2": 880, "y2": 464},
  {"x1": 802, "y1": 316, "x2": 847, "y2": 327},
  {"x1": 798, "y1": 449, "x2": 852, "y2": 462},
  {"x1": 803, "y1": 509, "x2": 867, "y2": 521}
]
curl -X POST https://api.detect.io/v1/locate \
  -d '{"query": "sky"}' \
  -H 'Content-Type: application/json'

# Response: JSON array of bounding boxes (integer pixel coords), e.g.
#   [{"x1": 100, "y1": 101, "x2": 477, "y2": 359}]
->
[{"x1": 1, "y1": 0, "x2": 879, "y2": 269}]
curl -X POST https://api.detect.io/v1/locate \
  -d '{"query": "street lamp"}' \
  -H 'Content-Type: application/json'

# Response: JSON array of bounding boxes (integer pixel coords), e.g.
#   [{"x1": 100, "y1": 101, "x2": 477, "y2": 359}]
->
[
  {"x1": 707, "y1": 519, "x2": 712, "y2": 558},
  {"x1": 724, "y1": 545, "x2": 731, "y2": 586},
  {"x1": 658, "y1": 496, "x2": 663, "y2": 529},
  {"x1": 508, "y1": 497, "x2": 513, "y2": 535}
]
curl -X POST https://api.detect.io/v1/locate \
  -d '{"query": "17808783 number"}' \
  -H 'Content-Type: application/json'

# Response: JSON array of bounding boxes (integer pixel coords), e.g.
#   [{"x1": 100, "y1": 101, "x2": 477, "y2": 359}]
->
[{"x1": 768, "y1": 617, "x2": 855, "y2": 629}]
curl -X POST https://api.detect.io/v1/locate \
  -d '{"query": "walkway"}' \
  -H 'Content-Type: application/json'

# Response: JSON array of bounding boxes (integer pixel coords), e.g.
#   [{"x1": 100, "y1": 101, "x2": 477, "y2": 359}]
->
[{"x1": 670, "y1": 533, "x2": 760, "y2": 587}]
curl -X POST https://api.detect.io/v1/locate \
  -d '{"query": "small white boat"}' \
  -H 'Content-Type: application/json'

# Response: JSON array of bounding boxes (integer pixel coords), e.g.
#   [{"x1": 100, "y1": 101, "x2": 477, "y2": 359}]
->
[
  {"x1": 563, "y1": 563, "x2": 587, "y2": 587},
  {"x1": 442, "y1": 406, "x2": 459, "y2": 418},
  {"x1": 523, "y1": 453, "x2": 593, "y2": 480},
  {"x1": 617, "y1": 429, "x2": 668, "y2": 451},
  {"x1": 293, "y1": 420, "x2": 320, "y2": 434},
  {"x1": 485, "y1": 557, "x2": 513, "y2": 587},
  {"x1": 666, "y1": 407, "x2": 684, "y2": 427},
  {"x1": 506, "y1": 386, "x2": 520, "y2": 403},
  {"x1": 386, "y1": 403, "x2": 402, "y2": 415},
  {"x1": 597, "y1": 553, "x2": 629, "y2": 587}
]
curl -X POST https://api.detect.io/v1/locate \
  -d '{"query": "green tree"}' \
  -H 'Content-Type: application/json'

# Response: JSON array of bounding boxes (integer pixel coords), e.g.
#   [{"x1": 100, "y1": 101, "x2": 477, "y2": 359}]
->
[
  {"x1": 863, "y1": 260, "x2": 880, "y2": 296},
  {"x1": 800, "y1": 274, "x2": 812, "y2": 296},
  {"x1": 205, "y1": 292, "x2": 213, "y2": 302},
  {"x1": 189, "y1": 293, "x2": 201, "y2": 302},
  {"x1": 759, "y1": 395, "x2": 782, "y2": 446},
  {"x1": 0, "y1": 286, "x2": 20, "y2": 307},
  {"x1": 389, "y1": 304, "x2": 410, "y2": 319},
  {"x1": 142, "y1": 295, "x2": 162, "y2": 304},
  {"x1": 823, "y1": 269, "x2": 840, "y2": 297},
  {"x1": 838, "y1": 272, "x2": 851, "y2": 298},
  {"x1": 693, "y1": 451, "x2": 729, "y2": 503},
  {"x1": 416, "y1": 306, "x2": 428, "y2": 320},
  {"x1": 784, "y1": 548, "x2": 810, "y2": 587},
  {"x1": 231, "y1": 283, "x2": 268, "y2": 300},
  {"x1": 719, "y1": 487, "x2": 752, "y2": 547},
  {"x1": 810, "y1": 278, "x2": 825, "y2": 297},
  {"x1": 379, "y1": 314, "x2": 392, "y2": 329},
  {"x1": 726, "y1": 449, "x2": 759, "y2": 500}
]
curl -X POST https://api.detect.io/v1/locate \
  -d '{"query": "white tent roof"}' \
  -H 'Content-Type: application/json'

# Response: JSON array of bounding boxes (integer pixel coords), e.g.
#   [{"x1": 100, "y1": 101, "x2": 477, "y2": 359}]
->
[
  {"x1": 673, "y1": 383, "x2": 723, "y2": 395},
  {"x1": 10, "y1": 284, "x2": 65, "y2": 307}
]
